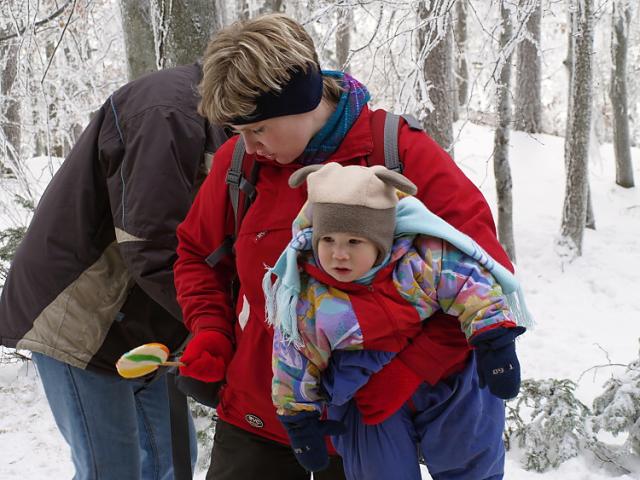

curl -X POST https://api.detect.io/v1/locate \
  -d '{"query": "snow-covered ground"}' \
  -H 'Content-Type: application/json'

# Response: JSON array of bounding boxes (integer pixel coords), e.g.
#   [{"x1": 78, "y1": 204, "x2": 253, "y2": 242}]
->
[{"x1": 1, "y1": 121, "x2": 639, "y2": 479}]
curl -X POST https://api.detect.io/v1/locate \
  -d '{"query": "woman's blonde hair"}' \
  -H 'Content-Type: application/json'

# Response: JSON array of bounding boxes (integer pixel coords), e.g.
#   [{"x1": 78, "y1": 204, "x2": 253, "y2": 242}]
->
[{"x1": 199, "y1": 14, "x2": 342, "y2": 125}]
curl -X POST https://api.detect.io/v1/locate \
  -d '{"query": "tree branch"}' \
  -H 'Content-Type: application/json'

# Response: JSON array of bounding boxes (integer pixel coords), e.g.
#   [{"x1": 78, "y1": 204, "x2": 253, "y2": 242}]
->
[
  {"x1": 0, "y1": 0, "x2": 74, "y2": 43},
  {"x1": 41, "y1": 0, "x2": 77, "y2": 84}
]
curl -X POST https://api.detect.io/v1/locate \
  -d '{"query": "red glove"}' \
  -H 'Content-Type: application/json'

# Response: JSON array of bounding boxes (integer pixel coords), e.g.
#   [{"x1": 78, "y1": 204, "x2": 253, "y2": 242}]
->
[
  {"x1": 179, "y1": 331, "x2": 233, "y2": 382},
  {"x1": 354, "y1": 356, "x2": 423, "y2": 425}
]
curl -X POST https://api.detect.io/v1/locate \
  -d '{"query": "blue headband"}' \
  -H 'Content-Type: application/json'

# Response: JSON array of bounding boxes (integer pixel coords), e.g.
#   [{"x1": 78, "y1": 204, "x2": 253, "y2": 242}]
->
[{"x1": 230, "y1": 65, "x2": 323, "y2": 125}]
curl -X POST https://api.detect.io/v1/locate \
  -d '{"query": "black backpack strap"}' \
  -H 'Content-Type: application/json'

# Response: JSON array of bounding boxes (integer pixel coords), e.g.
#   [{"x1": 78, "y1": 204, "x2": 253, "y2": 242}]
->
[
  {"x1": 166, "y1": 369, "x2": 193, "y2": 480},
  {"x1": 205, "y1": 237, "x2": 233, "y2": 268},
  {"x1": 226, "y1": 137, "x2": 247, "y2": 236},
  {"x1": 207, "y1": 137, "x2": 259, "y2": 269}
]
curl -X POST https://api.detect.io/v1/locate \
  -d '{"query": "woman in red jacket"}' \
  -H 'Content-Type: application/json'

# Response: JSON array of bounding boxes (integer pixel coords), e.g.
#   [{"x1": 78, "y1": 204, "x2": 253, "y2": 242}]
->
[{"x1": 174, "y1": 13, "x2": 516, "y2": 480}]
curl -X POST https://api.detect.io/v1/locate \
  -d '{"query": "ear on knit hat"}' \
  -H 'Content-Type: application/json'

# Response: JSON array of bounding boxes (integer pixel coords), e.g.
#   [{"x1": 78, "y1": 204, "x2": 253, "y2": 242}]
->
[
  {"x1": 289, "y1": 163, "x2": 418, "y2": 197},
  {"x1": 373, "y1": 168, "x2": 417, "y2": 195},
  {"x1": 289, "y1": 164, "x2": 323, "y2": 188}
]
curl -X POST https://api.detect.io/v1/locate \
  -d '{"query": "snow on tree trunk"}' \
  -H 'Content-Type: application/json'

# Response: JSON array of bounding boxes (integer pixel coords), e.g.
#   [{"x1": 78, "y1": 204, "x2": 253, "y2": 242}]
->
[
  {"x1": 151, "y1": 0, "x2": 222, "y2": 69},
  {"x1": 560, "y1": 0, "x2": 594, "y2": 258},
  {"x1": 336, "y1": 5, "x2": 353, "y2": 73},
  {"x1": 416, "y1": 0, "x2": 455, "y2": 156},
  {"x1": 454, "y1": 0, "x2": 468, "y2": 110},
  {"x1": 118, "y1": 0, "x2": 157, "y2": 81},
  {"x1": 1, "y1": 39, "x2": 20, "y2": 175},
  {"x1": 514, "y1": 0, "x2": 542, "y2": 133},
  {"x1": 493, "y1": 1, "x2": 516, "y2": 262},
  {"x1": 260, "y1": 0, "x2": 284, "y2": 14},
  {"x1": 610, "y1": 0, "x2": 634, "y2": 188}
]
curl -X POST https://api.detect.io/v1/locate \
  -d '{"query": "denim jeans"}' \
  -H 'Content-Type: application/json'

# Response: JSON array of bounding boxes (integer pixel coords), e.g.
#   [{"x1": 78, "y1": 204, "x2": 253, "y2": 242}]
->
[{"x1": 32, "y1": 352, "x2": 197, "y2": 480}]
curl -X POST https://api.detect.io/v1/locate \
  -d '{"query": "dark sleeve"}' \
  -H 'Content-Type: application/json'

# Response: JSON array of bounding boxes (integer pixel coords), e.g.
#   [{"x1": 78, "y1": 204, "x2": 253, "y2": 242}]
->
[{"x1": 104, "y1": 105, "x2": 207, "y2": 320}]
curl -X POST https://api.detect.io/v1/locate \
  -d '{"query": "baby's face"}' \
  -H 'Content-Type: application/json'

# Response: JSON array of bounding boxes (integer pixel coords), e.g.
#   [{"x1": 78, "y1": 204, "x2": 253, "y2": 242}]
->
[{"x1": 317, "y1": 232, "x2": 378, "y2": 282}]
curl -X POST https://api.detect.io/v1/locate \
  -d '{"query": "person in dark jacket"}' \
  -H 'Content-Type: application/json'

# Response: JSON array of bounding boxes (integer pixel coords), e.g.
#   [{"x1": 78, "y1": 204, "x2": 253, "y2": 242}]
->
[{"x1": 0, "y1": 64, "x2": 228, "y2": 480}]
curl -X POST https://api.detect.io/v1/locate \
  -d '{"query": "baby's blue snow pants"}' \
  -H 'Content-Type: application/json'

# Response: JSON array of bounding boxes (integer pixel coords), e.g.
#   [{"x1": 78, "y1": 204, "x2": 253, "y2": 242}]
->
[{"x1": 327, "y1": 354, "x2": 505, "y2": 480}]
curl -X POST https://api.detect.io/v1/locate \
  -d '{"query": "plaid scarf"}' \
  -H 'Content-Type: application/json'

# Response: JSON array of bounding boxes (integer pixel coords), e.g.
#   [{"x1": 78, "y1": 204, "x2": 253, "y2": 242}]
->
[{"x1": 298, "y1": 71, "x2": 370, "y2": 165}]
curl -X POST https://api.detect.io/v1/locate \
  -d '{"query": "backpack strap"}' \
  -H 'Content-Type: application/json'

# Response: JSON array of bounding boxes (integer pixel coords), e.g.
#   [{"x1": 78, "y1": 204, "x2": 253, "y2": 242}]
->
[
  {"x1": 369, "y1": 109, "x2": 422, "y2": 173},
  {"x1": 205, "y1": 137, "x2": 259, "y2": 268},
  {"x1": 227, "y1": 137, "x2": 248, "y2": 237}
]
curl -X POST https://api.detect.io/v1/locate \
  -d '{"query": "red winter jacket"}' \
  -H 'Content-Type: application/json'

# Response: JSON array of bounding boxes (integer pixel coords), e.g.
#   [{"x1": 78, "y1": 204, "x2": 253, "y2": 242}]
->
[{"x1": 174, "y1": 105, "x2": 513, "y2": 445}]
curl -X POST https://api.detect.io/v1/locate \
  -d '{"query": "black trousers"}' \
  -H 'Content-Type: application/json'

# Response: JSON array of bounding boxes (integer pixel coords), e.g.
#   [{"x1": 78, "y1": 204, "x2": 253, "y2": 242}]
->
[{"x1": 206, "y1": 419, "x2": 346, "y2": 480}]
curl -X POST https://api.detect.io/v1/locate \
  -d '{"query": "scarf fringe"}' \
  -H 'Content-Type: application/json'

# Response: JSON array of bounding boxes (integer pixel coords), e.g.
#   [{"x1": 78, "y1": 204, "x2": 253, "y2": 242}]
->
[
  {"x1": 506, "y1": 287, "x2": 535, "y2": 330},
  {"x1": 263, "y1": 268, "x2": 305, "y2": 347}
]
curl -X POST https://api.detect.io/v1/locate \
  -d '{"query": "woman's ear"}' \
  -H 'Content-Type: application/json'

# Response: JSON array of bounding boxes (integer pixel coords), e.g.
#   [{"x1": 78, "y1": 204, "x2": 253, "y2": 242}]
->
[
  {"x1": 288, "y1": 164, "x2": 324, "y2": 188},
  {"x1": 374, "y1": 169, "x2": 418, "y2": 195}
]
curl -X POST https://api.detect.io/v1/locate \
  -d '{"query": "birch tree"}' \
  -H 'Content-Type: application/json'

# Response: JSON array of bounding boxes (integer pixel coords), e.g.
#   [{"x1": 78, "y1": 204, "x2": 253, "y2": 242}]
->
[
  {"x1": 514, "y1": 0, "x2": 542, "y2": 133},
  {"x1": 119, "y1": 0, "x2": 157, "y2": 81},
  {"x1": 560, "y1": 0, "x2": 594, "y2": 257},
  {"x1": 610, "y1": 0, "x2": 634, "y2": 188},
  {"x1": 416, "y1": 0, "x2": 456, "y2": 155},
  {"x1": 493, "y1": 1, "x2": 516, "y2": 262}
]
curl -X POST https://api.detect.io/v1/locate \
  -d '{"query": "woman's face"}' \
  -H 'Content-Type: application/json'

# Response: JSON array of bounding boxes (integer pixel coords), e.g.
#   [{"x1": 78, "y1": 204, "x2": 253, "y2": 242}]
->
[{"x1": 230, "y1": 101, "x2": 333, "y2": 165}]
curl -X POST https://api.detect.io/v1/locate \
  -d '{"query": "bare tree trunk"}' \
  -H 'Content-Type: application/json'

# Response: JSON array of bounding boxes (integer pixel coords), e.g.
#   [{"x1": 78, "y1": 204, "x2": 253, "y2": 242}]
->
[
  {"x1": 260, "y1": 0, "x2": 284, "y2": 14},
  {"x1": 118, "y1": 0, "x2": 157, "y2": 81},
  {"x1": 1, "y1": 39, "x2": 20, "y2": 175},
  {"x1": 238, "y1": 0, "x2": 251, "y2": 20},
  {"x1": 493, "y1": 1, "x2": 516, "y2": 262},
  {"x1": 564, "y1": 5, "x2": 596, "y2": 232},
  {"x1": 151, "y1": 0, "x2": 222, "y2": 69},
  {"x1": 563, "y1": 7, "x2": 574, "y2": 166},
  {"x1": 454, "y1": 0, "x2": 468, "y2": 111},
  {"x1": 514, "y1": 0, "x2": 542, "y2": 133},
  {"x1": 610, "y1": 1, "x2": 634, "y2": 188},
  {"x1": 336, "y1": 5, "x2": 353, "y2": 72},
  {"x1": 560, "y1": 0, "x2": 594, "y2": 257},
  {"x1": 417, "y1": 0, "x2": 455, "y2": 156}
]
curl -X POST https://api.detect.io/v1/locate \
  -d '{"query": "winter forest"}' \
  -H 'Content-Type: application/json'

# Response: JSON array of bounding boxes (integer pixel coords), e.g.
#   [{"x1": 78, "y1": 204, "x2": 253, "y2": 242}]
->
[{"x1": 1, "y1": 0, "x2": 640, "y2": 478}]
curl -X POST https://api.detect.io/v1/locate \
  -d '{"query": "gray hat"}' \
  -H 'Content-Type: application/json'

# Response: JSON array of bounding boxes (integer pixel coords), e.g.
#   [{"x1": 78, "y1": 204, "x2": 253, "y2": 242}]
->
[{"x1": 289, "y1": 163, "x2": 417, "y2": 264}]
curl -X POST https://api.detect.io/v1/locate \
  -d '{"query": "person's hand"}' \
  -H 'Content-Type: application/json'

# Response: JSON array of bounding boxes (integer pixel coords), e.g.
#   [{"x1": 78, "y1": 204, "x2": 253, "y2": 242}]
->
[
  {"x1": 470, "y1": 326, "x2": 526, "y2": 399},
  {"x1": 354, "y1": 356, "x2": 422, "y2": 425},
  {"x1": 278, "y1": 411, "x2": 346, "y2": 472},
  {"x1": 179, "y1": 331, "x2": 233, "y2": 382}
]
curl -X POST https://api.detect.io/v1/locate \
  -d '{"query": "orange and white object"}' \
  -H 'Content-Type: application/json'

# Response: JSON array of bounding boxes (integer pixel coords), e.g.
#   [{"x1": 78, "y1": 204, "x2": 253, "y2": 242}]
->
[{"x1": 116, "y1": 343, "x2": 182, "y2": 379}]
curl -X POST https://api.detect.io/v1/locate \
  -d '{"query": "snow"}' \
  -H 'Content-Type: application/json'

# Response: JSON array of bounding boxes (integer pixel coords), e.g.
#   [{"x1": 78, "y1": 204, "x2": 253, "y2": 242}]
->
[{"x1": 1, "y1": 121, "x2": 640, "y2": 479}]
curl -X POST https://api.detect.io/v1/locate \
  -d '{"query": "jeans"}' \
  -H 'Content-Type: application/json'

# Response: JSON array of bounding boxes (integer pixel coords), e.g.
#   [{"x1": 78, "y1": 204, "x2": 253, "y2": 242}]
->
[
  {"x1": 32, "y1": 352, "x2": 197, "y2": 480},
  {"x1": 329, "y1": 354, "x2": 505, "y2": 480}
]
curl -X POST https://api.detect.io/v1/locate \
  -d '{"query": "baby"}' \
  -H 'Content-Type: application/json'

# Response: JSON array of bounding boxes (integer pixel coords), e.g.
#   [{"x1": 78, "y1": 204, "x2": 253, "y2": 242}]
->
[{"x1": 265, "y1": 163, "x2": 528, "y2": 479}]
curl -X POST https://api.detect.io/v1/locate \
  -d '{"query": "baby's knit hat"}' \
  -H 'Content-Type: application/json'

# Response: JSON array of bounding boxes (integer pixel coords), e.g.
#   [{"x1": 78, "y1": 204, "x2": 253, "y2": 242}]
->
[{"x1": 289, "y1": 162, "x2": 417, "y2": 264}]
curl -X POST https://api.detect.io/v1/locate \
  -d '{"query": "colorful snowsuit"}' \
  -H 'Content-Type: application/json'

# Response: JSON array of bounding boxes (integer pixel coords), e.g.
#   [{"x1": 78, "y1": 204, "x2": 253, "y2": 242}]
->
[
  {"x1": 270, "y1": 196, "x2": 517, "y2": 479},
  {"x1": 271, "y1": 228, "x2": 515, "y2": 415}
]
